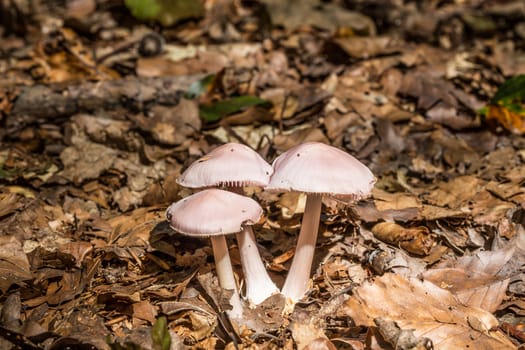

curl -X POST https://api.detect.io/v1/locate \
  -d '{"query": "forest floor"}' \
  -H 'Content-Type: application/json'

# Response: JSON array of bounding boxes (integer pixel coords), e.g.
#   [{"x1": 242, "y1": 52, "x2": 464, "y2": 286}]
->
[{"x1": 0, "y1": 0, "x2": 525, "y2": 349}]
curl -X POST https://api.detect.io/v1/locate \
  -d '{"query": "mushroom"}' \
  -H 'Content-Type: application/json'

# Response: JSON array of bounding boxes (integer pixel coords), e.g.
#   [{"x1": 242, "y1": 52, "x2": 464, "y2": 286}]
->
[
  {"x1": 266, "y1": 142, "x2": 376, "y2": 303},
  {"x1": 166, "y1": 189, "x2": 263, "y2": 320},
  {"x1": 177, "y1": 143, "x2": 279, "y2": 305}
]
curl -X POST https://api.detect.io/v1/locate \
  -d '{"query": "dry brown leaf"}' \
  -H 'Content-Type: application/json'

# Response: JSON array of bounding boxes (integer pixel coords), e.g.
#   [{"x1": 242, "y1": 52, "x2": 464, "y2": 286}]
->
[
  {"x1": 373, "y1": 318, "x2": 432, "y2": 350},
  {"x1": 355, "y1": 201, "x2": 419, "y2": 223},
  {"x1": 0, "y1": 192, "x2": 24, "y2": 218},
  {"x1": 0, "y1": 236, "x2": 32, "y2": 293},
  {"x1": 303, "y1": 338, "x2": 337, "y2": 350},
  {"x1": 330, "y1": 36, "x2": 398, "y2": 60},
  {"x1": 46, "y1": 270, "x2": 84, "y2": 305},
  {"x1": 273, "y1": 127, "x2": 329, "y2": 151},
  {"x1": 417, "y1": 204, "x2": 466, "y2": 221},
  {"x1": 132, "y1": 300, "x2": 158, "y2": 324},
  {"x1": 371, "y1": 222, "x2": 436, "y2": 256},
  {"x1": 423, "y1": 175, "x2": 482, "y2": 208},
  {"x1": 342, "y1": 273, "x2": 516, "y2": 350},
  {"x1": 134, "y1": 99, "x2": 201, "y2": 146},
  {"x1": 59, "y1": 131, "x2": 118, "y2": 185},
  {"x1": 423, "y1": 245, "x2": 517, "y2": 313},
  {"x1": 58, "y1": 241, "x2": 93, "y2": 268},
  {"x1": 33, "y1": 28, "x2": 118, "y2": 83},
  {"x1": 373, "y1": 188, "x2": 420, "y2": 212},
  {"x1": 263, "y1": 0, "x2": 375, "y2": 33},
  {"x1": 276, "y1": 192, "x2": 306, "y2": 219},
  {"x1": 290, "y1": 310, "x2": 331, "y2": 350},
  {"x1": 171, "y1": 307, "x2": 217, "y2": 343}
]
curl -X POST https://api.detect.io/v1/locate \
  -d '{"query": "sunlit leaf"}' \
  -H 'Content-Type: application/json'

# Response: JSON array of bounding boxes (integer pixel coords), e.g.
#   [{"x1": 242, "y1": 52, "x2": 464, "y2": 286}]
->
[
  {"x1": 491, "y1": 75, "x2": 525, "y2": 104},
  {"x1": 200, "y1": 96, "x2": 270, "y2": 122},
  {"x1": 124, "y1": 0, "x2": 161, "y2": 21},
  {"x1": 487, "y1": 105, "x2": 525, "y2": 134},
  {"x1": 124, "y1": 0, "x2": 204, "y2": 26},
  {"x1": 484, "y1": 74, "x2": 525, "y2": 134}
]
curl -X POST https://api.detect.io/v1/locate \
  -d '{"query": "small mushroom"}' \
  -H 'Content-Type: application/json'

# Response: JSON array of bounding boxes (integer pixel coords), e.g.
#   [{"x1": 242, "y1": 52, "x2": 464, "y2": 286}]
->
[
  {"x1": 166, "y1": 189, "x2": 263, "y2": 320},
  {"x1": 267, "y1": 142, "x2": 376, "y2": 303},
  {"x1": 177, "y1": 143, "x2": 278, "y2": 305}
]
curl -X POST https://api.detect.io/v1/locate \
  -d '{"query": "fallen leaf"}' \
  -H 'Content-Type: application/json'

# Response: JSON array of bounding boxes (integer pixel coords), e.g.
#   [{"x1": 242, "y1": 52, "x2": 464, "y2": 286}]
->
[
  {"x1": 262, "y1": 0, "x2": 375, "y2": 34},
  {"x1": 328, "y1": 36, "x2": 398, "y2": 60},
  {"x1": 125, "y1": 0, "x2": 204, "y2": 26},
  {"x1": 342, "y1": 273, "x2": 516, "y2": 349},
  {"x1": 133, "y1": 300, "x2": 158, "y2": 324},
  {"x1": 0, "y1": 236, "x2": 32, "y2": 293},
  {"x1": 371, "y1": 222, "x2": 435, "y2": 256},
  {"x1": 58, "y1": 241, "x2": 93, "y2": 268},
  {"x1": 0, "y1": 192, "x2": 24, "y2": 218},
  {"x1": 486, "y1": 104, "x2": 525, "y2": 134},
  {"x1": 484, "y1": 74, "x2": 525, "y2": 134},
  {"x1": 200, "y1": 96, "x2": 270, "y2": 122}
]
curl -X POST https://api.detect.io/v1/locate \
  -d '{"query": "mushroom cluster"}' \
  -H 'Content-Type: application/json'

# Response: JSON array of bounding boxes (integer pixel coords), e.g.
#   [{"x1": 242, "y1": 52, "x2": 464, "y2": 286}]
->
[{"x1": 166, "y1": 142, "x2": 376, "y2": 321}]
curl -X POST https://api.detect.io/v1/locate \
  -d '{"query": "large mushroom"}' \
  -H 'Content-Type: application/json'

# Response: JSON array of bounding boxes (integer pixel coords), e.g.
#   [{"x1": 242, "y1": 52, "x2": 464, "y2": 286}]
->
[
  {"x1": 177, "y1": 143, "x2": 278, "y2": 305},
  {"x1": 266, "y1": 142, "x2": 376, "y2": 303},
  {"x1": 166, "y1": 189, "x2": 263, "y2": 320}
]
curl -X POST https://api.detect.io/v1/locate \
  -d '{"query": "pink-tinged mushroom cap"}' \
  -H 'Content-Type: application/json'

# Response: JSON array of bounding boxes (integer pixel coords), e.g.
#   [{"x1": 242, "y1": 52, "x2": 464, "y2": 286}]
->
[
  {"x1": 266, "y1": 142, "x2": 376, "y2": 198},
  {"x1": 268, "y1": 142, "x2": 376, "y2": 304},
  {"x1": 177, "y1": 143, "x2": 273, "y2": 188},
  {"x1": 166, "y1": 189, "x2": 263, "y2": 236}
]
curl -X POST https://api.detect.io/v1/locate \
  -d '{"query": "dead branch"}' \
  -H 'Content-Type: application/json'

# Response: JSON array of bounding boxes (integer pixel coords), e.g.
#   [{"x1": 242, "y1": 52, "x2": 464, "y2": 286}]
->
[{"x1": 4, "y1": 74, "x2": 204, "y2": 131}]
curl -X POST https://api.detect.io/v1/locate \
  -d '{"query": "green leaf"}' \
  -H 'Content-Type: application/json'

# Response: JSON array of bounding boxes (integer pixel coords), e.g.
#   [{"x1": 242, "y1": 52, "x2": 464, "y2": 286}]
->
[
  {"x1": 151, "y1": 316, "x2": 171, "y2": 350},
  {"x1": 124, "y1": 0, "x2": 161, "y2": 21},
  {"x1": 124, "y1": 0, "x2": 204, "y2": 26},
  {"x1": 491, "y1": 74, "x2": 525, "y2": 104},
  {"x1": 185, "y1": 74, "x2": 215, "y2": 99},
  {"x1": 200, "y1": 96, "x2": 270, "y2": 122},
  {"x1": 483, "y1": 75, "x2": 525, "y2": 134}
]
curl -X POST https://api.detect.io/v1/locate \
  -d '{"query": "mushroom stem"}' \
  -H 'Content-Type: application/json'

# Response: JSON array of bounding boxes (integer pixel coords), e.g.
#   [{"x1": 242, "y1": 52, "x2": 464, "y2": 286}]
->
[
  {"x1": 281, "y1": 193, "x2": 322, "y2": 303},
  {"x1": 236, "y1": 226, "x2": 279, "y2": 305},
  {"x1": 210, "y1": 235, "x2": 244, "y2": 319},
  {"x1": 228, "y1": 186, "x2": 279, "y2": 305}
]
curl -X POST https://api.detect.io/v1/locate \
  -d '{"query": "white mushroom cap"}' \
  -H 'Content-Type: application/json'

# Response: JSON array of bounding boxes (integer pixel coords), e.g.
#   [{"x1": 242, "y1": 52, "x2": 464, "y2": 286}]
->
[
  {"x1": 177, "y1": 143, "x2": 273, "y2": 188},
  {"x1": 267, "y1": 142, "x2": 376, "y2": 199},
  {"x1": 166, "y1": 189, "x2": 263, "y2": 236}
]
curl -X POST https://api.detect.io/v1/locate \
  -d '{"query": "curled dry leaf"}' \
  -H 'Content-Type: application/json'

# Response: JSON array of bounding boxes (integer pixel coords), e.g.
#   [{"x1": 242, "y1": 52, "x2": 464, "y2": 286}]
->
[
  {"x1": 371, "y1": 222, "x2": 436, "y2": 256},
  {"x1": 374, "y1": 318, "x2": 433, "y2": 350},
  {"x1": 58, "y1": 241, "x2": 93, "y2": 268},
  {"x1": 59, "y1": 131, "x2": 119, "y2": 185},
  {"x1": 423, "y1": 235, "x2": 522, "y2": 313},
  {"x1": 0, "y1": 236, "x2": 32, "y2": 293},
  {"x1": 0, "y1": 192, "x2": 24, "y2": 218},
  {"x1": 139, "y1": 99, "x2": 201, "y2": 146},
  {"x1": 290, "y1": 310, "x2": 330, "y2": 350},
  {"x1": 132, "y1": 300, "x2": 158, "y2": 324},
  {"x1": 342, "y1": 273, "x2": 516, "y2": 350}
]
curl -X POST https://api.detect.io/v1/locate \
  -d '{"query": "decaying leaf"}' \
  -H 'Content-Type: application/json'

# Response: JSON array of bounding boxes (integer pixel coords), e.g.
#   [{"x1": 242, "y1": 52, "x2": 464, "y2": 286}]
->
[
  {"x1": 262, "y1": 0, "x2": 375, "y2": 34},
  {"x1": 0, "y1": 236, "x2": 32, "y2": 293},
  {"x1": 290, "y1": 310, "x2": 331, "y2": 350},
  {"x1": 374, "y1": 318, "x2": 433, "y2": 350},
  {"x1": 342, "y1": 273, "x2": 516, "y2": 349},
  {"x1": 371, "y1": 222, "x2": 435, "y2": 256},
  {"x1": 422, "y1": 246, "x2": 515, "y2": 313}
]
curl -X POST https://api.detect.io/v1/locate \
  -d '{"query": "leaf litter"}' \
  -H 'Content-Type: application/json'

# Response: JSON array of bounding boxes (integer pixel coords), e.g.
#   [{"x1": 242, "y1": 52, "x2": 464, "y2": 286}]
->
[{"x1": 1, "y1": 0, "x2": 525, "y2": 349}]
